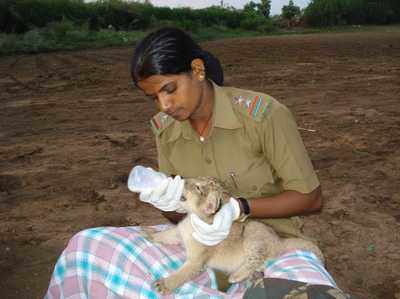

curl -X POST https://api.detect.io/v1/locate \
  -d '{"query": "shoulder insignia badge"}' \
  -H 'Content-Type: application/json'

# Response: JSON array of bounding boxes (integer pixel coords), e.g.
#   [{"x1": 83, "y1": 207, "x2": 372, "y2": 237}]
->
[
  {"x1": 232, "y1": 94, "x2": 273, "y2": 121},
  {"x1": 150, "y1": 112, "x2": 173, "y2": 135}
]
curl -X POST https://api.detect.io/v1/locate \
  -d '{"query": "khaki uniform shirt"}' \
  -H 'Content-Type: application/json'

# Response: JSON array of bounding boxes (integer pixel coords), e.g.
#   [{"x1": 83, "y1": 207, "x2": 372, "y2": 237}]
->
[{"x1": 150, "y1": 82, "x2": 320, "y2": 236}]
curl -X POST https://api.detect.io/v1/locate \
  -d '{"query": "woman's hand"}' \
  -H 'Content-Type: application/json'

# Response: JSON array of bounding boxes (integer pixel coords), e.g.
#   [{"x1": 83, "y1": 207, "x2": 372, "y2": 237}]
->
[
  {"x1": 139, "y1": 176, "x2": 185, "y2": 212},
  {"x1": 190, "y1": 198, "x2": 241, "y2": 246}
]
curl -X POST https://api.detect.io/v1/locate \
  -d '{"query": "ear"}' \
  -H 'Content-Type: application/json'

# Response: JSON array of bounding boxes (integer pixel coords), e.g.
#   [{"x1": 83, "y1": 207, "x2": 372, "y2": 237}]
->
[
  {"x1": 191, "y1": 58, "x2": 205, "y2": 81},
  {"x1": 202, "y1": 191, "x2": 221, "y2": 215}
]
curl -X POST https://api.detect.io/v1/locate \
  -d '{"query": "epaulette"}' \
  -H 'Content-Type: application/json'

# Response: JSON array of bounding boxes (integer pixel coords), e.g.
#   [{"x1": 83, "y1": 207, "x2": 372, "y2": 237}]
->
[
  {"x1": 231, "y1": 94, "x2": 273, "y2": 121},
  {"x1": 149, "y1": 112, "x2": 174, "y2": 136}
]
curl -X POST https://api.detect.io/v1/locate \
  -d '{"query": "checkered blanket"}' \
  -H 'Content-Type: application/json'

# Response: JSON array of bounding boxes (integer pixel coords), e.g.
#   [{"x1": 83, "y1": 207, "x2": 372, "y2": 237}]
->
[{"x1": 45, "y1": 225, "x2": 336, "y2": 299}]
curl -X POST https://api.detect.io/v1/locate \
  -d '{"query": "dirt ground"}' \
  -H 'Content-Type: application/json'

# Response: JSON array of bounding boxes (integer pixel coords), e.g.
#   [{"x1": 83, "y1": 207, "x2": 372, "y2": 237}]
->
[{"x1": 1, "y1": 27, "x2": 400, "y2": 299}]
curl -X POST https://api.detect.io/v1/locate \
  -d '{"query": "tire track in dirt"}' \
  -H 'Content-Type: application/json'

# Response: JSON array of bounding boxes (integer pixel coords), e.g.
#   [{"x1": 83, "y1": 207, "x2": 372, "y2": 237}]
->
[
  {"x1": 34, "y1": 54, "x2": 78, "y2": 91},
  {"x1": 0, "y1": 56, "x2": 20, "y2": 78},
  {"x1": 32, "y1": 54, "x2": 54, "y2": 91},
  {"x1": 73, "y1": 50, "x2": 127, "y2": 65},
  {"x1": 83, "y1": 47, "x2": 132, "y2": 63},
  {"x1": 90, "y1": 52, "x2": 130, "y2": 64},
  {"x1": 66, "y1": 53, "x2": 110, "y2": 72},
  {"x1": 32, "y1": 53, "x2": 98, "y2": 91},
  {"x1": 0, "y1": 57, "x2": 38, "y2": 93},
  {"x1": 49, "y1": 53, "x2": 111, "y2": 90}
]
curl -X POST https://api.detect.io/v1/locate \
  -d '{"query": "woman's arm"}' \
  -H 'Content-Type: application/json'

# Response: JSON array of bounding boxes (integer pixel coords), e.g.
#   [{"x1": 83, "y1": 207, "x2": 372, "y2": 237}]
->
[
  {"x1": 245, "y1": 185, "x2": 322, "y2": 218},
  {"x1": 163, "y1": 186, "x2": 322, "y2": 224}
]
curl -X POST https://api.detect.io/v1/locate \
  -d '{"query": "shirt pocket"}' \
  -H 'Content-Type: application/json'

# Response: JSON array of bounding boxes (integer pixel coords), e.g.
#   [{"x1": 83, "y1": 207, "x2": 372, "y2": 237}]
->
[{"x1": 223, "y1": 160, "x2": 277, "y2": 198}]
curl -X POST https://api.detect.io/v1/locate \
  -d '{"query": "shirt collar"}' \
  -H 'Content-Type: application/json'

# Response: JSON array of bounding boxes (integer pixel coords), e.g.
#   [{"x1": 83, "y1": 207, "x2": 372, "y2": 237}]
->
[{"x1": 167, "y1": 81, "x2": 242, "y2": 143}]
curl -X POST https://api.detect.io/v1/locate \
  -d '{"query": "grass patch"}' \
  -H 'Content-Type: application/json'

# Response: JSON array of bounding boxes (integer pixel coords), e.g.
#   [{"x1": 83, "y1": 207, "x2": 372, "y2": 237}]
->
[
  {"x1": 0, "y1": 22, "x2": 147, "y2": 56},
  {"x1": 0, "y1": 24, "x2": 265, "y2": 56},
  {"x1": 193, "y1": 26, "x2": 263, "y2": 42},
  {"x1": 1, "y1": 23, "x2": 399, "y2": 56}
]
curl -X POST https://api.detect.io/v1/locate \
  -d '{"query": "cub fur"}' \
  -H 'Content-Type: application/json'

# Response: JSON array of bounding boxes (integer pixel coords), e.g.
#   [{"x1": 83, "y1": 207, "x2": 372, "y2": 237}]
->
[{"x1": 145, "y1": 177, "x2": 324, "y2": 295}]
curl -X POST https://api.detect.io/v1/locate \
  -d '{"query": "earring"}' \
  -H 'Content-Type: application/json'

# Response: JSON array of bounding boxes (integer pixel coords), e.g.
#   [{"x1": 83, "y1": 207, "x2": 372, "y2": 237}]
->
[{"x1": 199, "y1": 73, "x2": 205, "y2": 80}]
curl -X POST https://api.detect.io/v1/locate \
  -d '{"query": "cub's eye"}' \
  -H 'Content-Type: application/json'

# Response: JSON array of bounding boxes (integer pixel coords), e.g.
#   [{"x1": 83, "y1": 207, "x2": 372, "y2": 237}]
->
[
  {"x1": 195, "y1": 185, "x2": 203, "y2": 195},
  {"x1": 180, "y1": 195, "x2": 187, "y2": 202}
]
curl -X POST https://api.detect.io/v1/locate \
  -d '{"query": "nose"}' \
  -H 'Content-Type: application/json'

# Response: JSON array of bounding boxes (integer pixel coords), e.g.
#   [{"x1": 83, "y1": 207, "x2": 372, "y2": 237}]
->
[{"x1": 158, "y1": 94, "x2": 173, "y2": 113}]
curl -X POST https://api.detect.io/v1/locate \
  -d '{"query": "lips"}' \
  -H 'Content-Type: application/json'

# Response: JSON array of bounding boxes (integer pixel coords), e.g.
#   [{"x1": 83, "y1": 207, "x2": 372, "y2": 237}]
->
[
  {"x1": 168, "y1": 108, "x2": 181, "y2": 118},
  {"x1": 168, "y1": 110, "x2": 177, "y2": 116}
]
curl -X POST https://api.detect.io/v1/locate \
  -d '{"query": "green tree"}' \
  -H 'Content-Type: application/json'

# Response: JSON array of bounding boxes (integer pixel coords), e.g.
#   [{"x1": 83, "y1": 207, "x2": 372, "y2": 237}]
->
[
  {"x1": 243, "y1": 0, "x2": 271, "y2": 18},
  {"x1": 281, "y1": 0, "x2": 301, "y2": 20},
  {"x1": 259, "y1": 0, "x2": 271, "y2": 17},
  {"x1": 243, "y1": 1, "x2": 258, "y2": 13},
  {"x1": 304, "y1": 0, "x2": 399, "y2": 26}
]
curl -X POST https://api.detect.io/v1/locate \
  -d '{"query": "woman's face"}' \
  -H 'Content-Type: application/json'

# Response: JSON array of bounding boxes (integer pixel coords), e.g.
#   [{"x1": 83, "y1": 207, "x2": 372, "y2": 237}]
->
[{"x1": 137, "y1": 73, "x2": 204, "y2": 121}]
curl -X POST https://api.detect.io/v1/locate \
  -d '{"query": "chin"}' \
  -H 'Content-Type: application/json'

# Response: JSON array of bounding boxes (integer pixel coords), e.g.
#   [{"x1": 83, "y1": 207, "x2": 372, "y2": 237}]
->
[
  {"x1": 174, "y1": 116, "x2": 188, "y2": 122},
  {"x1": 172, "y1": 112, "x2": 189, "y2": 122}
]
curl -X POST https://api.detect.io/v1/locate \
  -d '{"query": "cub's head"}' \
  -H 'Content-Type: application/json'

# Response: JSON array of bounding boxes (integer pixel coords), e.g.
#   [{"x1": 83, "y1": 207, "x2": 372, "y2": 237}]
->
[{"x1": 181, "y1": 177, "x2": 229, "y2": 220}]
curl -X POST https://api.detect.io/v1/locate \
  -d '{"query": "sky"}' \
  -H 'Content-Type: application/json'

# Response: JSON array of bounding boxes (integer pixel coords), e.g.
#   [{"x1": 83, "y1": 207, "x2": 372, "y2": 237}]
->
[{"x1": 148, "y1": 0, "x2": 310, "y2": 15}]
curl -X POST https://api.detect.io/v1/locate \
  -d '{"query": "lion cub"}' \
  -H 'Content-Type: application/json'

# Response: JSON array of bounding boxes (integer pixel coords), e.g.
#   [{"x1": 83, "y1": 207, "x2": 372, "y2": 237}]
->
[{"x1": 146, "y1": 177, "x2": 324, "y2": 295}]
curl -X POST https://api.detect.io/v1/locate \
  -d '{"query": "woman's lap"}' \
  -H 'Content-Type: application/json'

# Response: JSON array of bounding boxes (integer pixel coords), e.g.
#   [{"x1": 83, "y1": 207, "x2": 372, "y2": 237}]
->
[{"x1": 45, "y1": 225, "x2": 336, "y2": 299}]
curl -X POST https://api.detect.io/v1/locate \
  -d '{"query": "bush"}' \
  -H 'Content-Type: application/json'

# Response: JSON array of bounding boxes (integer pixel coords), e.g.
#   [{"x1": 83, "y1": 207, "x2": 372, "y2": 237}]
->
[
  {"x1": 1, "y1": 0, "x2": 258, "y2": 34},
  {"x1": 88, "y1": 0, "x2": 139, "y2": 30},
  {"x1": 197, "y1": 6, "x2": 242, "y2": 28},
  {"x1": 257, "y1": 19, "x2": 276, "y2": 33},
  {"x1": 22, "y1": 29, "x2": 48, "y2": 52},
  {"x1": 46, "y1": 19, "x2": 76, "y2": 39},
  {"x1": 8, "y1": 0, "x2": 89, "y2": 32},
  {"x1": 2, "y1": 0, "x2": 399, "y2": 34},
  {"x1": 240, "y1": 12, "x2": 267, "y2": 30},
  {"x1": 304, "y1": 0, "x2": 400, "y2": 26},
  {"x1": 65, "y1": 29, "x2": 91, "y2": 42},
  {"x1": 0, "y1": 26, "x2": 147, "y2": 56},
  {"x1": 0, "y1": 33, "x2": 18, "y2": 52}
]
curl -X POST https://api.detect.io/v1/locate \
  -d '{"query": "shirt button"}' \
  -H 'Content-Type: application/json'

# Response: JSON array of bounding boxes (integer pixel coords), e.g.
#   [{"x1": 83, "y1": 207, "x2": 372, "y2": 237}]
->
[{"x1": 205, "y1": 157, "x2": 212, "y2": 164}]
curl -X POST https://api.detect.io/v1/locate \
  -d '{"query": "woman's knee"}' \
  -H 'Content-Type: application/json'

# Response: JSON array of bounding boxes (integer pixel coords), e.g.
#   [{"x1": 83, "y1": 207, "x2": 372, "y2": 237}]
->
[{"x1": 65, "y1": 227, "x2": 104, "y2": 251}]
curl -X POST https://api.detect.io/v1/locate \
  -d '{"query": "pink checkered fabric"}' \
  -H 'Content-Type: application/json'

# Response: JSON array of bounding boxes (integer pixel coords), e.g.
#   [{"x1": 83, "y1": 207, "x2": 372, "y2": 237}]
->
[
  {"x1": 45, "y1": 225, "x2": 336, "y2": 299},
  {"x1": 263, "y1": 250, "x2": 337, "y2": 287}
]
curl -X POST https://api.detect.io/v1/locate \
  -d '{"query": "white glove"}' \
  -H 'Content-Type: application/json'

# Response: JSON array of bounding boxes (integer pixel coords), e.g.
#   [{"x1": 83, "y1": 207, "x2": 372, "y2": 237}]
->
[
  {"x1": 139, "y1": 175, "x2": 185, "y2": 212},
  {"x1": 127, "y1": 166, "x2": 185, "y2": 212},
  {"x1": 190, "y1": 198, "x2": 241, "y2": 246}
]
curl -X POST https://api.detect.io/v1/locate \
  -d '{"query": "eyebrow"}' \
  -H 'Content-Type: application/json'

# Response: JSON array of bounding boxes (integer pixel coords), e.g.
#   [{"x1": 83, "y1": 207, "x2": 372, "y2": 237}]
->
[{"x1": 145, "y1": 81, "x2": 176, "y2": 97}]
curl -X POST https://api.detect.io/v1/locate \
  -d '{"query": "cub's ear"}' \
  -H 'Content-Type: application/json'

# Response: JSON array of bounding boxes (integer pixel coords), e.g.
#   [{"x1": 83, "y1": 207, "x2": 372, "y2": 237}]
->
[{"x1": 202, "y1": 191, "x2": 221, "y2": 215}]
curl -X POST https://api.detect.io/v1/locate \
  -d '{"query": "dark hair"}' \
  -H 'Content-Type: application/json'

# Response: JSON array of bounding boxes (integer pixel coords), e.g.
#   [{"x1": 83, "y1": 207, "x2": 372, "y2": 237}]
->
[{"x1": 131, "y1": 27, "x2": 224, "y2": 86}]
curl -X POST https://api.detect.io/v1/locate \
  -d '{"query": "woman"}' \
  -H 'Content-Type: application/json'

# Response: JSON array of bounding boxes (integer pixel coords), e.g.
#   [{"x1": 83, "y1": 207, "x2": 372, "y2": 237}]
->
[{"x1": 46, "y1": 27, "x2": 350, "y2": 299}]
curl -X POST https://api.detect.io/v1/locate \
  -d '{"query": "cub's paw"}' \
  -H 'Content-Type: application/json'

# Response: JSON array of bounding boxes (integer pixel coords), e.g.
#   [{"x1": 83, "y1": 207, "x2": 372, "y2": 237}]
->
[
  {"x1": 228, "y1": 269, "x2": 252, "y2": 284},
  {"x1": 249, "y1": 271, "x2": 264, "y2": 287},
  {"x1": 153, "y1": 278, "x2": 172, "y2": 295}
]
